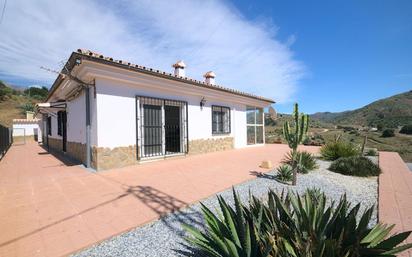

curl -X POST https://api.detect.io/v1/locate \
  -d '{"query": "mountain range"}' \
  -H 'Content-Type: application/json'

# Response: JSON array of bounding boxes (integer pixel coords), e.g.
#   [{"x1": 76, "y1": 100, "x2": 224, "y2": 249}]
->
[{"x1": 310, "y1": 90, "x2": 412, "y2": 127}]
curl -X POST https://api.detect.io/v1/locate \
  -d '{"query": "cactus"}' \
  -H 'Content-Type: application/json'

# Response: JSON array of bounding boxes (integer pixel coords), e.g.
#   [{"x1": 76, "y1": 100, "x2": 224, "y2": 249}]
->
[{"x1": 283, "y1": 103, "x2": 309, "y2": 185}]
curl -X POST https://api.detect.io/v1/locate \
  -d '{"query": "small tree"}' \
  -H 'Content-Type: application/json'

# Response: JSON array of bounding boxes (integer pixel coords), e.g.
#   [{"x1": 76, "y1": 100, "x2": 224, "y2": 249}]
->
[
  {"x1": 283, "y1": 103, "x2": 309, "y2": 185},
  {"x1": 382, "y1": 128, "x2": 395, "y2": 138},
  {"x1": 400, "y1": 124, "x2": 412, "y2": 135}
]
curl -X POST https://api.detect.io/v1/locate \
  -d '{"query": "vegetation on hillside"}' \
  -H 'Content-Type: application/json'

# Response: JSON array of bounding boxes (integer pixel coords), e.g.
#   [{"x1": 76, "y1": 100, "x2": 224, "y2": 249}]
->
[
  {"x1": 0, "y1": 81, "x2": 48, "y2": 126},
  {"x1": 266, "y1": 91, "x2": 412, "y2": 162},
  {"x1": 311, "y1": 90, "x2": 412, "y2": 127}
]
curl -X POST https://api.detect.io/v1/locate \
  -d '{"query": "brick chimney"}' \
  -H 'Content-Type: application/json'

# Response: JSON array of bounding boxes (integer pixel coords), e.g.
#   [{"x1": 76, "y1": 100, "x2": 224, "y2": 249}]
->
[
  {"x1": 172, "y1": 60, "x2": 186, "y2": 77},
  {"x1": 203, "y1": 71, "x2": 216, "y2": 85}
]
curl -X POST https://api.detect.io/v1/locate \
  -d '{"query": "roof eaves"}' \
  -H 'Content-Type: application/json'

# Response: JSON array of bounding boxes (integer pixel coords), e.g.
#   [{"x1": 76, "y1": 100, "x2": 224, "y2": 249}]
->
[{"x1": 47, "y1": 49, "x2": 276, "y2": 104}]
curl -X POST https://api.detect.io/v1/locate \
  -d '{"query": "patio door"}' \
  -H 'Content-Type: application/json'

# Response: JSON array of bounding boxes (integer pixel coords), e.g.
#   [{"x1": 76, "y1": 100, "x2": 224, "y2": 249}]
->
[
  {"x1": 137, "y1": 96, "x2": 188, "y2": 159},
  {"x1": 142, "y1": 104, "x2": 163, "y2": 157}
]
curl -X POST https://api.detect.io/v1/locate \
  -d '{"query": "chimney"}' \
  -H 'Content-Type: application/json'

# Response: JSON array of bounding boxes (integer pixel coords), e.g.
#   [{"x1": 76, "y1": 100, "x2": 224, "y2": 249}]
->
[
  {"x1": 203, "y1": 71, "x2": 216, "y2": 85},
  {"x1": 172, "y1": 60, "x2": 186, "y2": 77},
  {"x1": 26, "y1": 111, "x2": 34, "y2": 120}
]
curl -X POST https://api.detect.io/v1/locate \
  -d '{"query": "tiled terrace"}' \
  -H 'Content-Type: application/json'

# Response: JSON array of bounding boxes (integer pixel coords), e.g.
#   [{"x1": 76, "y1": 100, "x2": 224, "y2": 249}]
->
[
  {"x1": 379, "y1": 152, "x2": 412, "y2": 257},
  {"x1": 0, "y1": 142, "x2": 317, "y2": 257},
  {"x1": 1, "y1": 142, "x2": 411, "y2": 257}
]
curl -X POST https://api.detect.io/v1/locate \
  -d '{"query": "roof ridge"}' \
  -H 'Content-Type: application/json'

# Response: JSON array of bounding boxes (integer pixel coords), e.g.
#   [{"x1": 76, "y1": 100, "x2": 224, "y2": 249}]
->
[{"x1": 74, "y1": 49, "x2": 275, "y2": 103}]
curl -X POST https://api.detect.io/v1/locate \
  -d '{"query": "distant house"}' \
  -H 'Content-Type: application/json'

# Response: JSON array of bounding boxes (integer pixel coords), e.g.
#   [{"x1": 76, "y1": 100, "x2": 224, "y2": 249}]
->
[
  {"x1": 37, "y1": 49, "x2": 274, "y2": 170},
  {"x1": 13, "y1": 111, "x2": 41, "y2": 141}
]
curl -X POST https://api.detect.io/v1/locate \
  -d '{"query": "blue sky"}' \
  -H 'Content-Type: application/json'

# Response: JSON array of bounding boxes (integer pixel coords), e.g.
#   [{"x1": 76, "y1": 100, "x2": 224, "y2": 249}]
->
[
  {"x1": 236, "y1": 0, "x2": 412, "y2": 113},
  {"x1": 0, "y1": 0, "x2": 411, "y2": 114}
]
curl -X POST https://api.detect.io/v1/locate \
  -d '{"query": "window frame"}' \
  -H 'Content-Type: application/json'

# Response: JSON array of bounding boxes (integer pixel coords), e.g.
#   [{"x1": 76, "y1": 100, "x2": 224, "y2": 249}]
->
[
  {"x1": 47, "y1": 116, "x2": 52, "y2": 136},
  {"x1": 211, "y1": 105, "x2": 231, "y2": 135},
  {"x1": 57, "y1": 111, "x2": 62, "y2": 136},
  {"x1": 246, "y1": 106, "x2": 264, "y2": 145}
]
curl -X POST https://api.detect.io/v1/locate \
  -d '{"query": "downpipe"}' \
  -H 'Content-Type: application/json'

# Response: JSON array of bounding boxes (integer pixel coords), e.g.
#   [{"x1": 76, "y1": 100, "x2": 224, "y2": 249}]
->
[{"x1": 85, "y1": 86, "x2": 91, "y2": 168}]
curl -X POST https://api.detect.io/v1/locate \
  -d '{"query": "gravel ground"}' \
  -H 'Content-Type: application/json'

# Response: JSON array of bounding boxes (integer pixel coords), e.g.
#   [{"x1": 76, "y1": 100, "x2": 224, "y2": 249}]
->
[{"x1": 72, "y1": 159, "x2": 378, "y2": 257}]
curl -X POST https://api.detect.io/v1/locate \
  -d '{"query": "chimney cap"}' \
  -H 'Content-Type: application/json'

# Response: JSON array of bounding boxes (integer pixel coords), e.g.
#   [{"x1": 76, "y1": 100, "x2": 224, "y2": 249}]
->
[
  {"x1": 172, "y1": 60, "x2": 186, "y2": 68},
  {"x1": 203, "y1": 71, "x2": 216, "y2": 78}
]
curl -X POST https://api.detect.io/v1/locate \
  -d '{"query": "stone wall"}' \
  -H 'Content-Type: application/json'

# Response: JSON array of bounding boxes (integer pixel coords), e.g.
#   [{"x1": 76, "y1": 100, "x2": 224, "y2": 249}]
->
[
  {"x1": 189, "y1": 137, "x2": 234, "y2": 155},
  {"x1": 47, "y1": 138, "x2": 86, "y2": 164},
  {"x1": 47, "y1": 137, "x2": 62, "y2": 152},
  {"x1": 92, "y1": 145, "x2": 138, "y2": 170},
  {"x1": 67, "y1": 141, "x2": 86, "y2": 164}
]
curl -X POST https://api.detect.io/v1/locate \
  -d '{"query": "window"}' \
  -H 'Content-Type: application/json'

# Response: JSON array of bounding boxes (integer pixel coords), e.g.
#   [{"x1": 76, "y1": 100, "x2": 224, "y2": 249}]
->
[
  {"x1": 246, "y1": 106, "x2": 264, "y2": 144},
  {"x1": 212, "y1": 105, "x2": 230, "y2": 134},
  {"x1": 47, "y1": 116, "x2": 52, "y2": 136},
  {"x1": 57, "y1": 111, "x2": 62, "y2": 136}
]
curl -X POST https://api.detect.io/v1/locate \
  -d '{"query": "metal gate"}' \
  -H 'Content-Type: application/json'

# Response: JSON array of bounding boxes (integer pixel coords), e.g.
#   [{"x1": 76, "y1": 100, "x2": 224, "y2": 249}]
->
[{"x1": 136, "y1": 96, "x2": 188, "y2": 159}]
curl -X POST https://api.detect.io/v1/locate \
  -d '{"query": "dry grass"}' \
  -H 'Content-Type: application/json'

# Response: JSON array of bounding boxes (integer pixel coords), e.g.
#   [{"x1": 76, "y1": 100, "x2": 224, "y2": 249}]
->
[{"x1": 0, "y1": 95, "x2": 35, "y2": 127}]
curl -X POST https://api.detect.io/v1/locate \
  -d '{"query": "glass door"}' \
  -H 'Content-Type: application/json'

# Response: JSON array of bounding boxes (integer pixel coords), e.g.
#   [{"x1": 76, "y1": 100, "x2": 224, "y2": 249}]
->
[{"x1": 246, "y1": 106, "x2": 264, "y2": 145}]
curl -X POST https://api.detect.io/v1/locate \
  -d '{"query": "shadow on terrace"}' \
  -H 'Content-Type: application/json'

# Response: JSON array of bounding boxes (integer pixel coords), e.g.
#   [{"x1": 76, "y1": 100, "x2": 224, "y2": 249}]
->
[
  {"x1": 1, "y1": 175, "x2": 204, "y2": 252},
  {"x1": 38, "y1": 145, "x2": 82, "y2": 167}
]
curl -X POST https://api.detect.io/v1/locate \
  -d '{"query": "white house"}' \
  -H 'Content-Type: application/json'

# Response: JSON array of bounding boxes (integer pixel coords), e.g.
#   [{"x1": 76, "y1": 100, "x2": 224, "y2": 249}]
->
[{"x1": 37, "y1": 49, "x2": 275, "y2": 170}]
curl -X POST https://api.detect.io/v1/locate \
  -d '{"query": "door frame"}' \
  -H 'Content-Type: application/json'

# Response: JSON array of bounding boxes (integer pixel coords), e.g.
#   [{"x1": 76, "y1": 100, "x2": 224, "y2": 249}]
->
[
  {"x1": 136, "y1": 95, "x2": 188, "y2": 160},
  {"x1": 62, "y1": 111, "x2": 67, "y2": 152}
]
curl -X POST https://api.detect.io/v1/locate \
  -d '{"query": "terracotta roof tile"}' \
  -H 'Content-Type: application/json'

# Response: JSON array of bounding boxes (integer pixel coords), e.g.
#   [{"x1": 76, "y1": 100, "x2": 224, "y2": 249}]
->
[{"x1": 64, "y1": 49, "x2": 275, "y2": 103}]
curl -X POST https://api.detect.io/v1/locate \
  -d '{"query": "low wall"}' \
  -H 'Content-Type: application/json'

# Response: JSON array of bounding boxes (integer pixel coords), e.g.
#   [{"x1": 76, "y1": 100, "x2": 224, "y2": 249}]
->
[{"x1": 189, "y1": 137, "x2": 234, "y2": 155}]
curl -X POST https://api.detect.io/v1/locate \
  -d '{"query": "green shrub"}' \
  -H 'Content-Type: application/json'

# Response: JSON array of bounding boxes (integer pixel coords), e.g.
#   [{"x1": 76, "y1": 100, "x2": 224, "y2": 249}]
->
[
  {"x1": 329, "y1": 156, "x2": 381, "y2": 176},
  {"x1": 320, "y1": 140, "x2": 360, "y2": 161},
  {"x1": 19, "y1": 102, "x2": 35, "y2": 113},
  {"x1": 400, "y1": 124, "x2": 412, "y2": 135},
  {"x1": 184, "y1": 189, "x2": 412, "y2": 257},
  {"x1": 365, "y1": 149, "x2": 378, "y2": 156},
  {"x1": 382, "y1": 128, "x2": 395, "y2": 137},
  {"x1": 282, "y1": 150, "x2": 318, "y2": 174},
  {"x1": 275, "y1": 164, "x2": 293, "y2": 182}
]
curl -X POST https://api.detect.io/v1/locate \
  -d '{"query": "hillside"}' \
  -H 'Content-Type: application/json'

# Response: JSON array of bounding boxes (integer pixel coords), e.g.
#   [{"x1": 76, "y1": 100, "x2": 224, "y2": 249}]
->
[
  {"x1": 311, "y1": 90, "x2": 412, "y2": 127},
  {"x1": 0, "y1": 81, "x2": 48, "y2": 127}
]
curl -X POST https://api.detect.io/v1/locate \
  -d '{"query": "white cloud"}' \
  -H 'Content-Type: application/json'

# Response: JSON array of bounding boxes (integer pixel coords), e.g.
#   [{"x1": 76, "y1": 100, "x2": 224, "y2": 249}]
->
[{"x1": 0, "y1": 0, "x2": 304, "y2": 103}]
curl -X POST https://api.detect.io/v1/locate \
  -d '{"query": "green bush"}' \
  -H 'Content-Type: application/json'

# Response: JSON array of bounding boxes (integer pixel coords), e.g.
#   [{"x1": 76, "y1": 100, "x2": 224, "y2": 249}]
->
[
  {"x1": 19, "y1": 103, "x2": 35, "y2": 113},
  {"x1": 365, "y1": 149, "x2": 378, "y2": 156},
  {"x1": 275, "y1": 164, "x2": 293, "y2": 182},
  {"x1": 282, "y1": 150, "x2": 318, "y2": 174},
  {"x1": 320, "y1": 140, "x2": 360, "y2": 161},
  {"x1": 184, "y1": 189, "x2": 412, "y2": 257},
  {"x1": 329, "y1": 156, "x2": 381, "y2": 176},
  {"x1": 400, "y1": 124, "x2": 412, "y2": 135},
  {"x1": 381, "y1": 128, "x2": 395, "y2": 137}
]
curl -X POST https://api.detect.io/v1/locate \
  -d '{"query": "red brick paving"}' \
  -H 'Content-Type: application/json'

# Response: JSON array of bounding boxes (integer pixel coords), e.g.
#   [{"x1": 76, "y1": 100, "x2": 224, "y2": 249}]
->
[
  {"x1": 0, "y1": 142, "x2": 318, "y2": 257},
  {"x1": 379, "y1": 152, "x2": 412, "y2": 257}
]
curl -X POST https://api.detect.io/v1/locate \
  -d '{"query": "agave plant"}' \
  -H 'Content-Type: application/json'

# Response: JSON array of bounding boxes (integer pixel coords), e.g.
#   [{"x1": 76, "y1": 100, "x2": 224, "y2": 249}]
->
[
  {"x1": 282, "y1": 150, "x2": 318, "y2": 174},
  {"x1": 184, "y1": 189, "x2": 412, "y2": 257},
  {"x1": 275, "y1": 164, "x2": 293, "y2": 182},
  {"x1": 183, "y1": 190, "x2": 272, "y2": 257}
]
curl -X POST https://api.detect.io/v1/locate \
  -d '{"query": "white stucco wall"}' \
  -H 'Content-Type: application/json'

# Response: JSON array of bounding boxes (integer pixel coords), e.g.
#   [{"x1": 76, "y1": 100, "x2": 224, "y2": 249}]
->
[
  {"x1": 47, "y1": 114, "x2": 61, "y2": 140},
  {"x1": 45, "y1": 87, "x2": 97, "y2": 146},
  {"x1": 12, "y1": 123, "x2": 40, "y2": 136},
  {"x1": 94, "y1": 76, "x2": 256, "y2": 149},
  {"x1": 66, "y1": 92, "x2": 85, "y2": 143}
]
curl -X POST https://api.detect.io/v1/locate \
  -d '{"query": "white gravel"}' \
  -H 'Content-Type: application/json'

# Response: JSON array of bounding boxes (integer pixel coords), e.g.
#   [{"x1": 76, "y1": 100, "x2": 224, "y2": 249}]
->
[{"x1": 71, "y1": 159, "x2": 378, "y2": 257}]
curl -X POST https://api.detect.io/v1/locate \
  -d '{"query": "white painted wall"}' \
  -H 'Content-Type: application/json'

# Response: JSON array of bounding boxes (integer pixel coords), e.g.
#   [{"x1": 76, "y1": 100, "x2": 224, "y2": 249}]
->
[
  {"x1": 12, "y1": 123, "x2": 39, "y2": 136},
  {"x1": 48, "y1": 114, "x2": 61, "y2": 140},
  {"x1": 45, "y1": 87, "x2": 97, "y2": 146},
  {"x1": 95, "y1": 77, "x2": 252, "y2": 149}
]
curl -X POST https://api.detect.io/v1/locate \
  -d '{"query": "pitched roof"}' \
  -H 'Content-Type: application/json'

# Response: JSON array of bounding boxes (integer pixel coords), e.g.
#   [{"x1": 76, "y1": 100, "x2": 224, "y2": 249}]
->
[{"x1": 47, "y1": 49, "x2": 275, "y2": 104}]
